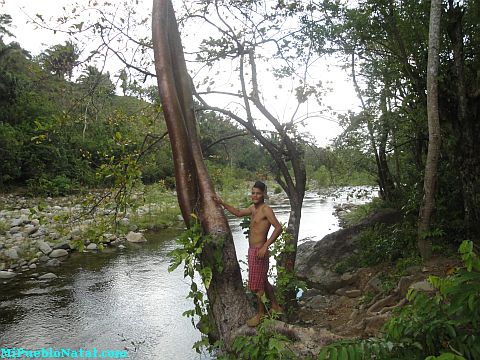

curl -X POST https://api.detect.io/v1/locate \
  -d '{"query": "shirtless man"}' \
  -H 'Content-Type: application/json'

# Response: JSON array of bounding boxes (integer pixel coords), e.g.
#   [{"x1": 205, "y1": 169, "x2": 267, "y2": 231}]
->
[{"x1": 213, "y1": 181, "x2": 283, "y2": 327}]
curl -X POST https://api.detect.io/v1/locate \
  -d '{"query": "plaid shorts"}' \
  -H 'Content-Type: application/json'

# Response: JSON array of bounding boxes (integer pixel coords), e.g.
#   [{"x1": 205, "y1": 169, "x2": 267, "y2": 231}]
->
[{"x1": 248, "y1": 247, "x2": 269, "y2": 292}]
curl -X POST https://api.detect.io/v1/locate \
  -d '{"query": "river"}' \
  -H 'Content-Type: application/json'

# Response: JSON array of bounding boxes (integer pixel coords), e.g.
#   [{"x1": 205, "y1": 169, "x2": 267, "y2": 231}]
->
[{"x1": 0, "y1": 187, "x2": 375, "y2": 360}]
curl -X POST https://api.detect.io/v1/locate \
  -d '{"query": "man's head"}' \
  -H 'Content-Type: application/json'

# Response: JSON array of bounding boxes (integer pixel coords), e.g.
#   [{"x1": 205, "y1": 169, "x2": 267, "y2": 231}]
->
[{"x1": 251, "y1": 181, "x2": 267, "y2": 204}]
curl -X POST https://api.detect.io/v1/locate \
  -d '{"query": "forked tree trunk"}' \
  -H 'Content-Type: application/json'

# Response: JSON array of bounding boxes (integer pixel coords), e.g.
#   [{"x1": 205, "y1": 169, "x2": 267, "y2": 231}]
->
[
  {"x1": 418, "y1": 0, "x2": 442, "y2": 259},
  {"x1": 152, "y1": 0, "x2": 252, "y2": 347}
]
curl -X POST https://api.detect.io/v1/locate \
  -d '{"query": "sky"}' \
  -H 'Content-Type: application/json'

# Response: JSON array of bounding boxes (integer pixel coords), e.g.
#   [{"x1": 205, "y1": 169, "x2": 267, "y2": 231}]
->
[{"x1": 2, "y1": 0, "x2": 359, "y2": 147}]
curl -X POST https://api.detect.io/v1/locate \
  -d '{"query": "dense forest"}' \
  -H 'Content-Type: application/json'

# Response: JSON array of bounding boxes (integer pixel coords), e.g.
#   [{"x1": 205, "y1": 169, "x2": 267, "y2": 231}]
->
[{"x1": 1, "y1": 0, "x2": 480, "y2": 359}]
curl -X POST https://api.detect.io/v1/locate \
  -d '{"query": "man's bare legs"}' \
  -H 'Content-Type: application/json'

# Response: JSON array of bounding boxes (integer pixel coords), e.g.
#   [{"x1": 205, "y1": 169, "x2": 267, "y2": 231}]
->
[
  {"x1": 247, "y1": 281, "x2": 284, "y2": 327},
  {"x1": 265, "y1": 281, "x2": 283, "y2": 313},
  {"x1": 247, "y1": 290, "x2": 266, "y2": 327}
]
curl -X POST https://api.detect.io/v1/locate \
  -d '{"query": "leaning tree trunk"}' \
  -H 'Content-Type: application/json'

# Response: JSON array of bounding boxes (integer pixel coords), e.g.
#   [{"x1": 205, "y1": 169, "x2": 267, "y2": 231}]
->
[
  {"x1": 152, "y1": 0, "x2": 252, "y2": 347},
  {"x1": 418, "y1": 0, "x2": 442, "y2": 260}
]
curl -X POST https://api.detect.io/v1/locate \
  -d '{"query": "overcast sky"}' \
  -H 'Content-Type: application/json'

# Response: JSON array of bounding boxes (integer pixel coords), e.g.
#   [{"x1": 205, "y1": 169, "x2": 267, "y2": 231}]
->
[{"x1": 2, "y1": 0, "x2": 359, "y2": 147}]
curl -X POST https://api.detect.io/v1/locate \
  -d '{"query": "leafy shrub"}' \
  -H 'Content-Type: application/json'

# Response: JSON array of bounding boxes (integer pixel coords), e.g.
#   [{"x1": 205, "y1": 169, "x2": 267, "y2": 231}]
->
[
  {"x1": 341, "y1": 197, "x2": 387, "y2": 227},
  {"x1": 26, "y1": 175, "x2": 79, "y2": 196},
  {"x1": 224, "y1": 318, "x2": 296, "y2": 360},
  {"x1": 356, "y1": 223, "x2": 416, "y2": 267},
  {"x1": 318, "y1": 240, "x2": 480, "y2": 360}
]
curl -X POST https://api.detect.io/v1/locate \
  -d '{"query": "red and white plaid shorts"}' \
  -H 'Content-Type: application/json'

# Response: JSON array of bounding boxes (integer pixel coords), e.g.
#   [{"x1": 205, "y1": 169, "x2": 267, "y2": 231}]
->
[{"x1": 248, "y1": 247, "x2": 269, "y2": 292}]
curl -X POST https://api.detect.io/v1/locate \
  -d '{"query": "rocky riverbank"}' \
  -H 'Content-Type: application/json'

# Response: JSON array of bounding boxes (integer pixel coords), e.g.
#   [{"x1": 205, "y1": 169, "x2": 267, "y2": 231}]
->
[
  {"x1": 0, "y1": 193, "x2": 180, "y2": 283},
  {"x1": 280, "y1": 207, "x2": 461, "y2": 357}
]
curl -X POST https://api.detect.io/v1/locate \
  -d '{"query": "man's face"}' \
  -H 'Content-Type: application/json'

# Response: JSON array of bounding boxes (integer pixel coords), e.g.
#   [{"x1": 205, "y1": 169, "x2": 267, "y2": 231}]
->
[{"x1": 251, "y1": 187, "x2": 264, "y2": 204}]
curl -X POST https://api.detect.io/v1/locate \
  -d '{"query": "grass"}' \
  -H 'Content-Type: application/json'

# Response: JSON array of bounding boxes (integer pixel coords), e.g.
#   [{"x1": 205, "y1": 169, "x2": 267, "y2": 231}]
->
[
  {"x1": 126, "y1": 182, "x2": 182, "y2": 231},
  {"x1": 0, "y1": 220, "x2": 7, "y2": 235}
]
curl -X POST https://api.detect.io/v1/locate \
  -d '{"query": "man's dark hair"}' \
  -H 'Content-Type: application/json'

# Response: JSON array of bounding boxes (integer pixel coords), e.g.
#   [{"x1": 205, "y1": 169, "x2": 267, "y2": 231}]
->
[{"x1": 253, "y1": 180, "x2": 267, "y2": 193}]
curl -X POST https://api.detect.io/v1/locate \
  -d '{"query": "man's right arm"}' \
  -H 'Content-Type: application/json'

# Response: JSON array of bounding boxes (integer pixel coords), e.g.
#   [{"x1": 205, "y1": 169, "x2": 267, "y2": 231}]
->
[{"x1": 213, "y1": 196, "x2": 252, "y2": 217}]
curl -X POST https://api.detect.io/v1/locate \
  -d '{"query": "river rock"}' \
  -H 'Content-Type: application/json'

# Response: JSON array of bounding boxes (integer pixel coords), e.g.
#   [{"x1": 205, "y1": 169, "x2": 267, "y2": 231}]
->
[
  {"x1": 9, "y1": 226, "x2": 21, "y2": 234},
  {"x1": 366, "y1": 273, "x2": 383, "y2": 293},
  {"x1": 23, "y1": 224, "x2": 38, "y2": 236},
  {"x1": 0, "y1": 270, "x2": 16, "y2": 279},
  {"x1": 38, "y1": 273, "x2": 57, "y2": 280},
  {"x1": 49, "y1": 249, "x2": 69, "y2": 258},
  {"x1": 295, "y1": 208, "x2": 401, "y2": 293},
  {"x1": 37, "y1": 241, "x2": 52, "y2": 255},
  {"x1": 4, "y1": 248, "x2": 19, "y2": 260},
  {"x1": 46, "y1": 259, "x2": 61, "y2": 267},
  {"x1": 29, "y1": 263, "x2": 37, "y2": 269},
  {"x1": 118, "y1": 244, "x2": 126, "y2": 250},
  {"x1": 39, "y1": 255, "x2": 50, "y2": 262},
  {"x1": 345, "y1": 289, "x2": 362, "y2": 298},
  {"x1": 126, "y1": 231, "x2": 147, "y2": 243},
  {"x1": 53, "y1": 241, "x2": 71, "y2": 251},
  {"x1": 86, "y1": 243, "x2": 98, "y2": 250},
  {"x1": 11, "y1": 216, "x2": 29, "y2": 227},
  {"x1": 410, "y1": 280, "x2": 435, "y2": 293}
]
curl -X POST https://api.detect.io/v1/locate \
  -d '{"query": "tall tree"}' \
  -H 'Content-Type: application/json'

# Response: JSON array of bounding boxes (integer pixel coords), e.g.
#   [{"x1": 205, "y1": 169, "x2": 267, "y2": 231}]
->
[
  {"x1": 418, "y1": 0, "x2": 442, "y2": 259},
  {"x1": 152, "y1": 0, "x2": 252, "y2": 347}
]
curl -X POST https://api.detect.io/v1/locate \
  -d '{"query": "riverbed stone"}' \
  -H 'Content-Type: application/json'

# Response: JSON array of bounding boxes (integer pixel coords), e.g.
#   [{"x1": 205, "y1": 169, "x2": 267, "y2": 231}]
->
[
  {"x1": 11, "y1": 216, "x2": 29, "y2": 227},
  {"x1": 49, "y1": 249, "x2": 69, "y2": 258},
  {"x1": 4, "y1": 248, "x2": 19, "y2": 260},
  {"x1": 23, "y1": 224, "x2": 38, "y2": 236},
  {"x1": 39, "y1": 255, "x2": 50, "y2": 262},
  {"x1": 37, "y1": 241, "x2": 52, "y2": 255},
  {"x1": 345, "y1": 289, "x2": 362, "y2": 298},
  {"x1": 29, "y1": 263, "x2": 37, "y2": 270},
  {"x1": 410, "y1": 280, "x2": 435, "y2": 293},
  {"x1": 9, "y1": 226, "x2": 21, "y2": 234},
  {"x1": 38, "y1": 273, "x2": 57, "y2": 280},
  {"x1": 53, "y1": 241, "x2": 71, "y2": 251},
  {"x1": 46, "y1": 259, "x2": 61, "y2": 267},
  {"x1": 126, "y1": 231, "x2": 147, "y2": 243},
  {"x1": 0, "y1": 270, "x2": 16, "y2": 279},
  {"x1": 86, "y1": 243, "x2": 98, "y2": 250}
]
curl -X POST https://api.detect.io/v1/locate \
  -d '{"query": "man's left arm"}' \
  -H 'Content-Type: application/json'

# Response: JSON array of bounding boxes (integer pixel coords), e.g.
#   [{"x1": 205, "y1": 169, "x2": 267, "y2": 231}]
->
[{"x1": 258, "y1": 207, "x2": 283, "y2": 258}]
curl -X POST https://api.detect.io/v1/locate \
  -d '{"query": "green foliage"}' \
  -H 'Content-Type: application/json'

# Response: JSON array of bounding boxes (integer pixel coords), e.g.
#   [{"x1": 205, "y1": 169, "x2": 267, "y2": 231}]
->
[
  {"x1": 306, "y1": 147, "x2": 376, "y2": 189},
  {"x1": 223, "y1": 318, "x2": 296, "y2": 360},
  {"x1": 269, "y1": 228, "x2": 307, "y2": 310},
  {"x1": 356, "y1": 223, "x2": 417, "y2": 267},
  {"x1": 341, "y1": 197, "x2": 387, "y2": 227},
  {"x1": 318, "y1": 338, "x2": 406, "y2": 360},
  {"x1": 0, "y1": 219, "x2": 8, "y2": 235},
  {"x1": 26, "y1": 175, "x2": 79, "y2": 196},
  {"x1": 335, "y1": 222, "x2": 417, "y2": 274},
  {"x1": 168, "y1": 218, "x2": 224, "y2": 353},
  {"x1": 385, "y1": 241, "x2": 480, "y2": 359},
  {"x1": 0, "y1": 122, "x2": 22, "y2": 184},
  {"x1": 319, "y1": 241, "x2": 480, "y2": 360}
]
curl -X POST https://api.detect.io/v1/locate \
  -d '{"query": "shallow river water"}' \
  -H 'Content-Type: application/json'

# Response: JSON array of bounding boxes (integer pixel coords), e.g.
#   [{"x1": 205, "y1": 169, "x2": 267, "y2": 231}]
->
[{"x1": 0, "y1": 187, "x2": 374, "y2": 360}]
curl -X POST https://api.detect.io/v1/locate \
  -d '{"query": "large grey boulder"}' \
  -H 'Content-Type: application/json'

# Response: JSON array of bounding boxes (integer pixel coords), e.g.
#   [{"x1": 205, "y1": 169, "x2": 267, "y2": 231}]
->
[{"x1": 295, "y1": 208, "x2": 401, "y2": 293}]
